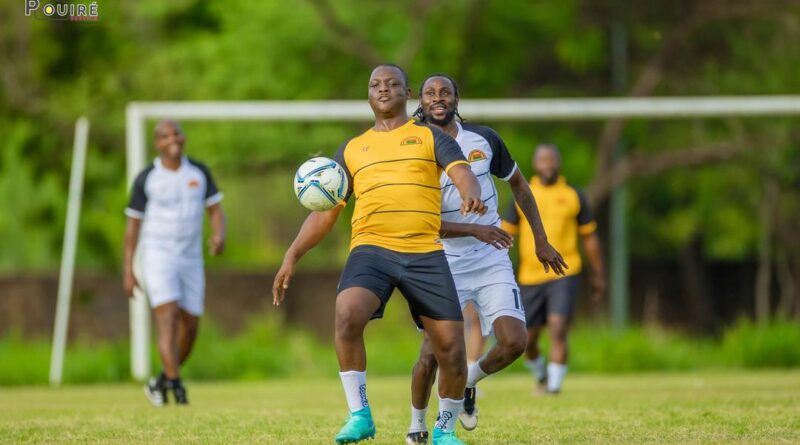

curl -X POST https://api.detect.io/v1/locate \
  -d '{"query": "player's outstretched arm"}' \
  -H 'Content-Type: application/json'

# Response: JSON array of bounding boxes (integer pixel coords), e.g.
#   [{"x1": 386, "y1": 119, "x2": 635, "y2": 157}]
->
[
  {"x1": 439, "y1": 221, "x2": 513, "y2": 249},
  {"x1": 508, "y1": 169, "x2": 568, "y2": 275},
  {"x1": 272, "y1": 205, "x2": 344, "y2": 306},
  {"x1": 207, "y1": 203, "x2": 226, "y2": 256},
  {"x1": 446, "y1": 164, "x2": 486, "y2": 215},
  {"x1": 123, "y1": 217, "x2": 142, "y2": 298}
]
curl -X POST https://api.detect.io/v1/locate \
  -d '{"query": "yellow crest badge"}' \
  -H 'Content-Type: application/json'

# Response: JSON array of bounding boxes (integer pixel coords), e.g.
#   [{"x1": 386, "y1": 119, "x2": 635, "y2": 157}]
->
[
  {"x1": 468, "y1": 150, "x2": 487, "y2": 162},
  {"x1": 400, "y1": 136, "x2": 423, "y2": 146}
]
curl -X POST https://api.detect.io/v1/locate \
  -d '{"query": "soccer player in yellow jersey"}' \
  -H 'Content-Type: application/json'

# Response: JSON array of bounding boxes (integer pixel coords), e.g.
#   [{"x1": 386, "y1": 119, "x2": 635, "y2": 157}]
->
[
  {"x1": 272, "y1": 64, "x2": 485, "y2": 445},
  {"x1": 502, "y1": 144, "x2": 607, "y2": 395}
]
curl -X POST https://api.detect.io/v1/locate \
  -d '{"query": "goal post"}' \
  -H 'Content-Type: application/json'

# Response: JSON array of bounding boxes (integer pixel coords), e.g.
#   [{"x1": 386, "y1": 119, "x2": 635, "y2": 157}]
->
[{"x1": 125, "y1": 96, "x2": 800, "y2": 381}]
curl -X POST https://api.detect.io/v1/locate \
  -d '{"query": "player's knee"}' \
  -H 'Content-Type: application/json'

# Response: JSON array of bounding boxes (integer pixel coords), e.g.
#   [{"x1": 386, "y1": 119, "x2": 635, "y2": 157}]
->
[
  {"x1": 505, "y1": 334, "x2": 527, "y2": 359},
  {"x1": 433, "y1": 340, "x2": 466, "y2": 375},
  {"x1": 334, "y1": 304, "x2": 366, "y2": 340},
  {"x1": 414, "y1": 352, "x2": 438, "y2": 379},
  {"x1": 550, "y1": 326, "x2": 568, "y2": 343}
]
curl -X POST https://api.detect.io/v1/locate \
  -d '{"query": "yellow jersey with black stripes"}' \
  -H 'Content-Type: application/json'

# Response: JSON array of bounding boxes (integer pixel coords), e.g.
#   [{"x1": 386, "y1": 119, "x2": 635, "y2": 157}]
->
[
  {"x1": 334, "y1": 120, "x2": 468, "y2": 253},
  {"x1": 501, "y1": 176, "x2": 596, "y2": 285}
]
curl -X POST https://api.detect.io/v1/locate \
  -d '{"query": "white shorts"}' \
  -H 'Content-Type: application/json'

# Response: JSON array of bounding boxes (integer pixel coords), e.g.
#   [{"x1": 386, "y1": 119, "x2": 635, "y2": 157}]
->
[
  {"x1": 449, "y1": 248, "x2": 525, "y2": 336},
  {"x1": 137, "y1": 249, "x2": 205, "y2": 316}
]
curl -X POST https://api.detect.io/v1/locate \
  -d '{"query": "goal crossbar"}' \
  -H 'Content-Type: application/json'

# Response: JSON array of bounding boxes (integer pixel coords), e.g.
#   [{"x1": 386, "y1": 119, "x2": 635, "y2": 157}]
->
[{"x1": 125, "y1": 95, "x2": 800, "y2": 381}]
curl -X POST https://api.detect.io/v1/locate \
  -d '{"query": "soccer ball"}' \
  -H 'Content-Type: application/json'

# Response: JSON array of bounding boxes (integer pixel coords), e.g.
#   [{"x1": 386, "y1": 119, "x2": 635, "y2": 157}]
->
[{"x1": 293, "y1": 157, "x2": 348, "y2": 211}]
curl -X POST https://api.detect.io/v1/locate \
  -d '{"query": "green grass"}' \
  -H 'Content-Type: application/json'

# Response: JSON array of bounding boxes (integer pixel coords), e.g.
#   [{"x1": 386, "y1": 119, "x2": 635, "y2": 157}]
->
[
  {"x1": 1, "y1": 372, "x2": 798, "y2": 444},
  {"x1": 2, "y1": 316, "x2": 800, "y2": 385}
]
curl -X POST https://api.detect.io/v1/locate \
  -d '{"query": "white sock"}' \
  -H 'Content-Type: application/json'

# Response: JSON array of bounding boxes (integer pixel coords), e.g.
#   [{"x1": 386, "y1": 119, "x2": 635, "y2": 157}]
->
[
  {"x1": 547, "y1": 363, "x2": 567, "y2": 392},
  {"x1": 434, "y1": 398, "x2": 463, "y2": 433},
  {"x1": 409, "y1": 405, "x2": 428, "y2": 433},
  {"x1": 339, "y1": 370, "x2": 369, "y2": 413},
  {"x1": 466, "y1": 361, "x2": 489, "y2": 388},
  {"x1": 525, "y1": 357, "x2": 547, "y2": 382}
]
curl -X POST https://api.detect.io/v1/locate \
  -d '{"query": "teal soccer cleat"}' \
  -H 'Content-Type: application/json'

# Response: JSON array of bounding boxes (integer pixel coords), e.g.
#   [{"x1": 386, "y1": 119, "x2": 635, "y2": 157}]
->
[
  {"x1": 335, "y1": 407, "x2": 376, "y2": 444},
  {"x1": 432, "y1": 427, "x2": 466, "y2": 445}
]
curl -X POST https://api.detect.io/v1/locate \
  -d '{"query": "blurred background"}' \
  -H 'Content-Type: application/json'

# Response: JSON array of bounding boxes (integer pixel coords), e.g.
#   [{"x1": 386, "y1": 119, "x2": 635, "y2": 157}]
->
[{"x1": 1, "y1": 0, "x2": 799, "y2": 385}]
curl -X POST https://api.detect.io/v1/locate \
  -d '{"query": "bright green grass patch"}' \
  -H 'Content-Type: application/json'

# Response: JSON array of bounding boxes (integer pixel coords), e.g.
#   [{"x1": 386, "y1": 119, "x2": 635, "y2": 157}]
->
[
  {"x1": 0, "y1": 372, "x2": 798, "y2": 444},
  {"x1": 2, "y1": 308, "x2": 799, "y2": 385}
]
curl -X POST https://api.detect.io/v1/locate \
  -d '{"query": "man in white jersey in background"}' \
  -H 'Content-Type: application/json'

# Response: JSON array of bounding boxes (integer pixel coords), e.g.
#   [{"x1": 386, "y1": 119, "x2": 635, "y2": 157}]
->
[
  {"x1": 405, "y1": 74, "x2": 567, "y2": 444},
  {"x1": 123, "y1": 120, "x2": 226, "y2": 406}
]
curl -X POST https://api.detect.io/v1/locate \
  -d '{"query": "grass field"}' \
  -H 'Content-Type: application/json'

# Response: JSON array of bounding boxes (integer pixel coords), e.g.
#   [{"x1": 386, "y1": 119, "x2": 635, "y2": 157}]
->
[{"x1": 1, "y1": 371, "x2": 798, "y2": 444}]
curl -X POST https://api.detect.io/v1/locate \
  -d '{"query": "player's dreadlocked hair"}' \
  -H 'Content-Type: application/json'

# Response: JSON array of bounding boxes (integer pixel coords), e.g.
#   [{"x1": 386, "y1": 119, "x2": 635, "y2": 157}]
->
[{"x1": 412, "y1": 73, "x2": 465, "y2": 123}]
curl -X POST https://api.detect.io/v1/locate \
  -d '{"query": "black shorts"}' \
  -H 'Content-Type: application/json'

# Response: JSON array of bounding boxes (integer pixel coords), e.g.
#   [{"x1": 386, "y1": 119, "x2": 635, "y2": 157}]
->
[
  {"x1": 520, "y1": 275, "x2": 580, "y2": 327},
  {"x1": 337, "y1": 245, "x2": 463, "y2": 329}
]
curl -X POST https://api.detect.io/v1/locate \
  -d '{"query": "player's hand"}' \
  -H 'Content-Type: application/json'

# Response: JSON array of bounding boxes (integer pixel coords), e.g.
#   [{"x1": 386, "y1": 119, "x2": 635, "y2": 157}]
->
[
  {"x1": 461, "y1": 196, "x2": 486, "y2": 216},
  {"x1": 591, "y1": 274, "x2": 607, "y2": 302},
  {"x1": 272, "y1": 258, "x2": 296, "y2": 306},
  {"x1": 123, "y1": 269, "x2": 139, "y2": 299},
  {"x1": 536, "y1": 241, "x2": 568, "y2": 276},
  {"x1": 208, "y1": 233, "x2": 225, "y2": 256},
  {"x1": 471, "y1": 224, "x2": 513, "y2": 249}
]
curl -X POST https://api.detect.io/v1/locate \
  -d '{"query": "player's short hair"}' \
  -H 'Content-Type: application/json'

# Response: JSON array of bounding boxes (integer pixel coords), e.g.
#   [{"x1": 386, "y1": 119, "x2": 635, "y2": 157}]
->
[
  {"x1": 373, "y1": 63, "x2": 409, "y2": 88},
  {"x1": 154, "y1": 120, "x2": 183, "y2": 136},
  {"x1": 535, "y1": 143, "x2": 561, "y2": 161},
  {"x1": 413, "y1": 73, "x2": 464, "y2": 123}
]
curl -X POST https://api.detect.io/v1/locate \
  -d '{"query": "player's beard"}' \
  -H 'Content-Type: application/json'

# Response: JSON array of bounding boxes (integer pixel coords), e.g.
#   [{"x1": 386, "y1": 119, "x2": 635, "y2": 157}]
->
[
  {"x1": 539, "y1": 170, "x2": 559, "y2": 185},
  {"x1": 424, "y1": 109, "x2": 456, "y2": 126}
]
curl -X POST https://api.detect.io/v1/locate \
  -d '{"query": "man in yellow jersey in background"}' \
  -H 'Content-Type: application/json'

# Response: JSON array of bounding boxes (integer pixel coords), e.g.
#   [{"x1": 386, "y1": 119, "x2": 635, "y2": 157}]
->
[
  {"x1": 273, "y1": 64, "x2": 485, "y2": 445},
  {"x1": 502, "y1": 143, "x2": 606, "y2": 395}
]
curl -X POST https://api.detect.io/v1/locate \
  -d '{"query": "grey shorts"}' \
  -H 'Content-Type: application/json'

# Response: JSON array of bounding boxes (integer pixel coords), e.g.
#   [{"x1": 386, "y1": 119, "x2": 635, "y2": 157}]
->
[{"x1": 520, "y1": 275, "x2": 580, "y2": 327}]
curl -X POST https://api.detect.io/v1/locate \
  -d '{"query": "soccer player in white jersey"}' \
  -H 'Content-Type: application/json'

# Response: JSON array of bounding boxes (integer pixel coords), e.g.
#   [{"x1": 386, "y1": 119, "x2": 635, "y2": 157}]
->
[
  {"x1": 123, "y1": 120, "x2": 226, "y2": 406},
  {"x1": 405, "y1": 74, "x2": 567, "y2": 443}
]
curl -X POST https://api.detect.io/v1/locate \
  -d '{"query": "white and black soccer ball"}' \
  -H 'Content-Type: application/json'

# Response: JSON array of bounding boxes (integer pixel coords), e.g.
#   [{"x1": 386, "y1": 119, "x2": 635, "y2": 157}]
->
[{"x1": 293, "y1": 157, "x2": 348, "y2": 211}]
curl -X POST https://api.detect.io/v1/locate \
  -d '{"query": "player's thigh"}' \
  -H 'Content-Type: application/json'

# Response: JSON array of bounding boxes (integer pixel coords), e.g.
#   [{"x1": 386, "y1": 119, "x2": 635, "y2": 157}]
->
[
  {"x1": 419, "y1": 316, "x2": 465, "y2": 363},
  {"x1": 472, "y1": 282, "x2": 526, "y2": 337},
  {"x1": 520, "y1": 284, "x2": 547, "y2": 328},
  {"x1": 491, "y1": 314, "x2": 527, "y2": 349},
  {"x1": 397, "y1": 250, "x2": 462, "y2": 329},
  {"x1": 337, "y1": 245, "x2": 400, "y2": 323},
  {"x1": 335, "y1": 286, "x2": 384, "y2": 335},
  {"x1": 141, "y1": 251, "x2": 182, "y2": 309},
  {"x1": 178, "y1": 260, "x2": 205, "y2": 317}
]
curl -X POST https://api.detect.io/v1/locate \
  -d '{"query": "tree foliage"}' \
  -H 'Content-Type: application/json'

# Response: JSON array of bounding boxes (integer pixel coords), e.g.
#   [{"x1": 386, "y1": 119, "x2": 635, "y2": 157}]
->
[{"x1": 0, "y1": 0, "x2": 798, "y2": 280}]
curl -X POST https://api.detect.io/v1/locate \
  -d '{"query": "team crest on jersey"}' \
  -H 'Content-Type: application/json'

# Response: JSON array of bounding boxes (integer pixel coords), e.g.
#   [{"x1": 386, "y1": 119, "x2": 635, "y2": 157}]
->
[
  {"x1": 400, "y1": 136, "x2": 422, "y2": 146},
  {"x1": 468, "y1": 149, "x2": 487, "y2": 162},
  {"x1": 188, "y1": 179, "x2": 200, "y2": 188}
]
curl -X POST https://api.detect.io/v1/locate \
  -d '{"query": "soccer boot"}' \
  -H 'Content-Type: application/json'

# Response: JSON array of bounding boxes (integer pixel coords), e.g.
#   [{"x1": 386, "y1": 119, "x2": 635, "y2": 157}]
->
[
  {"x1": 335, "y1": 407, "x2": 376, "y2": 444},
  {"x1": 406, "y1": 430, "x2": 429, "y2": 444},
  {"x1": 164, "y1": 378, "x2": 189, "y2": 405},
  {"x1": 536, "y1": 377, "x2": 548, "y2": 396},
  {"x1": 172, "y1": 383, "x2": 189, "y2": 405},
  {"x1": 458, "y1": 387, "x2": 478, "y2": 431},
  {"x1": 432, "y1": 427, "x2": 466, "y2": 445},
  {"x1": 143, "y1": 375, "x2": 167, "y2": 407}
]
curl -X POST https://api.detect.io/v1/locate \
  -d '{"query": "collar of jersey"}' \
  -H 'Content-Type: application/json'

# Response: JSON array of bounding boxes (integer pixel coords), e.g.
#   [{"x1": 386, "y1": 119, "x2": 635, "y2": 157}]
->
[
  {"x1": 531, "y1": 175, "x2": 566, "y2": 187},
  {"x1": 154, "y1": 155, "x2": 188, "y2": 172},
  {"x1": 453, "y1": 121, "x2": 464, "y2": 142},
  {"x1": 368, "y1": 119, "x2": 414, "y2": 134}
]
